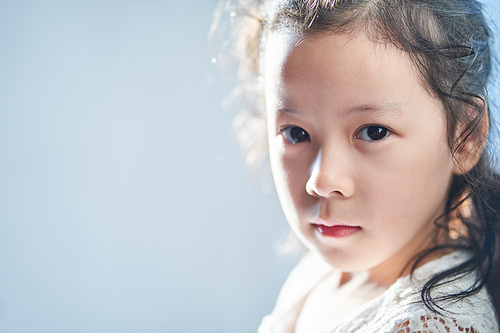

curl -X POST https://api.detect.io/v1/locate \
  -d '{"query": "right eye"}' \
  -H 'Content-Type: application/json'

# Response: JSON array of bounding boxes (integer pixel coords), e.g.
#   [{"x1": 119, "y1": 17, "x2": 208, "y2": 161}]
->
[{"x1": 280, "y1": 126, "x2": 310, "y2": 144}]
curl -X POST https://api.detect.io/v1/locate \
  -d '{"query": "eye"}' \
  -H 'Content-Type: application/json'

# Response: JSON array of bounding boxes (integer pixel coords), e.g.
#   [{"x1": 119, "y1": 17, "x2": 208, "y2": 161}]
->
[
  {"x1": 355, "y1": 125, "x2": 390, "y2": 141},
  {"x1": 280, "y1": 126, "x2": 310, "y2": 144}
]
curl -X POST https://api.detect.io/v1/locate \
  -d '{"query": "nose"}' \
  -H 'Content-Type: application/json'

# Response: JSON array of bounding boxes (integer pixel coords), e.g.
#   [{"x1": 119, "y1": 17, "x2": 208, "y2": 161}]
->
[{"x1": 305, "y1": 149, "x2": 355, "y2": 198}]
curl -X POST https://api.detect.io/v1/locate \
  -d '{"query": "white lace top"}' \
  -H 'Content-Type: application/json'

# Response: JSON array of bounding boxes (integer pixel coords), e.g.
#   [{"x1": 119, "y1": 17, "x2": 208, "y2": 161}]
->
[{"x1": 258, "y1": 251, "x2": 499, "y2": 333}]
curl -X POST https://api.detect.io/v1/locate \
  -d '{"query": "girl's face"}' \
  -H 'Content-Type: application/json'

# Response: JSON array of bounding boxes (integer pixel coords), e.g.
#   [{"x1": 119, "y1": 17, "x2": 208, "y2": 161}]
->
[{"x1": 264, "y1": 32, "x2": 458, "y2": 285}]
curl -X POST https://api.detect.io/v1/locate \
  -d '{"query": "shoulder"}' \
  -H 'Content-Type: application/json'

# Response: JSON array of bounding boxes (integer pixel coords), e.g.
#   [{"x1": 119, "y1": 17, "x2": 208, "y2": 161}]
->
[
  {"x1": 336, "y1": 281, "x2": 498, "y2": 333},
  {"x1": 331, "y1": 251, "x2": 499, "y2": 333},
  {"x1": 387, "y1": 252, "x2": 498, "y2": 333},
  {"x1": 388, "y1": 290, "x2": 498, "y2": 332},
  {"x1": 382, "y1": 267, "x2": 498, "y2": 332}
]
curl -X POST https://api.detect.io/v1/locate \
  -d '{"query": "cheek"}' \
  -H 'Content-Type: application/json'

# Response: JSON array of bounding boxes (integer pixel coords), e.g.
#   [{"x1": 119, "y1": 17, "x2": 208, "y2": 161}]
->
[
  {"x1": 268, "y1": 142, "x2": 316, "y2": 215},
  {"x1": 271, "y1": 147, "x2": 307, "y2": 196},
  {"x1": 358, "y1": 140, "x2": 453, "y2": 225}
]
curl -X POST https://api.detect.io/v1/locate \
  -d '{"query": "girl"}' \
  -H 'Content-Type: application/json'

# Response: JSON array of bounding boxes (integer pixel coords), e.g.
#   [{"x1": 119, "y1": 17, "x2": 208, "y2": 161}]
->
[{"x1": 218, "y1": 0, "x2": 500, "y2": 331}]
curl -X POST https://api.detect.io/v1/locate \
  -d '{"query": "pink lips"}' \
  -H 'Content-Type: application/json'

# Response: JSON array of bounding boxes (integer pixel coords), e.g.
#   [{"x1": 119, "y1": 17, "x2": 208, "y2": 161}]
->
[{"x1": 313, "y1": 223, "x2": 361, "y2": 237}]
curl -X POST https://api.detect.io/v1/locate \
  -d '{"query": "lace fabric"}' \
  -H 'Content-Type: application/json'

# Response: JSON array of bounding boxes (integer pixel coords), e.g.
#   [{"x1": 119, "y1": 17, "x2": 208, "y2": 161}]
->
[
  {"x1": 258, "y1": 251, "x2": 499, "y2": 333},
  {"x1": 395, "y1": 315, "x2": 479, "y2": 333}
]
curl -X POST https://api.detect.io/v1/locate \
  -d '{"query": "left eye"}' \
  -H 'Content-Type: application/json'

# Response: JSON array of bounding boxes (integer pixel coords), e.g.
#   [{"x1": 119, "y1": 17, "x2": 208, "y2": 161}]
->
[{"x1": 356, "y1": 125, "x2": 390, "y2": 141}]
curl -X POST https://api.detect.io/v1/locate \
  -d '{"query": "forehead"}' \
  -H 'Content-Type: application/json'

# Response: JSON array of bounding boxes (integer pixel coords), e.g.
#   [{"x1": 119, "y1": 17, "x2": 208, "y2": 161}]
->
[{"x1": 263, "y1": 31, "x2": 425, "y2": 112}]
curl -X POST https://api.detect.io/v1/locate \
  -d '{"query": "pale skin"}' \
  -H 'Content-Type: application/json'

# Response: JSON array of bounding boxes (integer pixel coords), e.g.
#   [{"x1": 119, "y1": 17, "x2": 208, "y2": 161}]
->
[{"x1": 264, "y1": 30, "x2": 463, "y2": 292}]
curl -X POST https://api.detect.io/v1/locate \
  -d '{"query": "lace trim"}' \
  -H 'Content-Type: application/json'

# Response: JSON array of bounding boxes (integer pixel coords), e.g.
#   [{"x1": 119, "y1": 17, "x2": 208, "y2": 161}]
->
[{"x1": 396, "y1": 314, "x2": 477, "y2": 333}]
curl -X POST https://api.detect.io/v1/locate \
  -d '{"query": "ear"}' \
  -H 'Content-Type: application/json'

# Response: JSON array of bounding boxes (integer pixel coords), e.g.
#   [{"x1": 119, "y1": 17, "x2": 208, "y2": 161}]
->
[{"x1": 452, "y1": 97, "x2": 489, "y2": 175}]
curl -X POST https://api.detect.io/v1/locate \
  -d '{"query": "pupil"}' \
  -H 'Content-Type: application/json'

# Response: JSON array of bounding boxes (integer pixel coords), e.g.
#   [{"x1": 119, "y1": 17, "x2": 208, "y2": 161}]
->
[
  {"x1": 291, "y1": 127, "x2": 308, "y2": 142},
  {"x1": 367, "y1": 126, "x2": 387, "y2": 140}
]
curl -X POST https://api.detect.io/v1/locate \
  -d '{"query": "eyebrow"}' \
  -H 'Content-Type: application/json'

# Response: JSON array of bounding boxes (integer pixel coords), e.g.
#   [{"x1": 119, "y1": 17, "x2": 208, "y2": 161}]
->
[
  {"x1": 278, "y1": 103, "x2": 404, "y2": 118},
  {"x1": 339, "y1": 103, "x2": 404, "y2": 118}
]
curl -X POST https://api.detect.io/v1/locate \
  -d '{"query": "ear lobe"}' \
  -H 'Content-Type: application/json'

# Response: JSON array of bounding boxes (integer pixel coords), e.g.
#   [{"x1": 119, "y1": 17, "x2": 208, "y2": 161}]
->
[{"x1": 452, "y1": 98, "x2": 489, "y2": 175}]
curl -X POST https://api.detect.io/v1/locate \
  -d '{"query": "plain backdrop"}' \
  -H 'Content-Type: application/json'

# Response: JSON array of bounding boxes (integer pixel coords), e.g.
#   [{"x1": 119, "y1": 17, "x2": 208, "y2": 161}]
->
[{"x1": 0, "y1": 1, "x2": 499, "y2": 332}]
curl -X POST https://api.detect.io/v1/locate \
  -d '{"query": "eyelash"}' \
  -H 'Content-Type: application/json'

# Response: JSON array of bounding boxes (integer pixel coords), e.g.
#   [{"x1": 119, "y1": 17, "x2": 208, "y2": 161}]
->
[{"x1": 279, "y1": 124, "x2": 391, "y2": 144}]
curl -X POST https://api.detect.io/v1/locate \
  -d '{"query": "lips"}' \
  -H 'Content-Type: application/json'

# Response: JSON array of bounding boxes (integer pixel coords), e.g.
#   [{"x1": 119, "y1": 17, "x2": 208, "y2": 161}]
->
[{"x1": 313, "y1": 224, "x2": 361, "y2": 237}]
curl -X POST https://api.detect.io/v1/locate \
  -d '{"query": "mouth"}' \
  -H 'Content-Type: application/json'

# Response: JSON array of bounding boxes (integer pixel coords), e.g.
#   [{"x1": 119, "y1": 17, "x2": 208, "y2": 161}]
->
[{"x1": 313, "y1": 224, "x2": 362, "y2": 238}]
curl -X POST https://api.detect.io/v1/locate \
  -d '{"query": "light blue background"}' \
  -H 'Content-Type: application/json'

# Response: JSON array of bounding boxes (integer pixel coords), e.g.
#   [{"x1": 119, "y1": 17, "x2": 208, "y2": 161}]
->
[{"x1": 0, "y1": 1, "x2": 498, "y2": 332}]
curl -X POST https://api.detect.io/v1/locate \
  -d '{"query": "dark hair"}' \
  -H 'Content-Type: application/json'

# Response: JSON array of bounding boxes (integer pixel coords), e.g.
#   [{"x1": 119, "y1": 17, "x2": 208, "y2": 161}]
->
[{"x1": 216, "y1": 0, "x2": 500, "y2": 323}]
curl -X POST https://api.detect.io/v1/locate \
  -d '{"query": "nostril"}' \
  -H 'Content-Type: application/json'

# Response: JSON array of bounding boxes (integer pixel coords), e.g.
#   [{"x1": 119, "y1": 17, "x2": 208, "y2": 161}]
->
[
  {"x1": 305, "y1": 180, "x2": 318, "y2": 196},
  {"x1": 309, "y1": 189, "x2": 319, "y2": 196},
  {"x1": 306, "y1": 180, "x2": 321, "y2": 197}
]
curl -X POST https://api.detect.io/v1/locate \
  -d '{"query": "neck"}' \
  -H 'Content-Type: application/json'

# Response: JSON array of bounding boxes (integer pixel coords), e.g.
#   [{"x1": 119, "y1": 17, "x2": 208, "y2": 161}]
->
[{"x1": 365, "y1": 228, "x2": 453, "y2": 287}]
